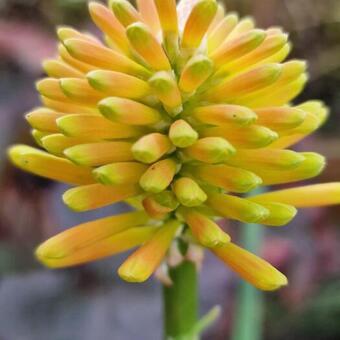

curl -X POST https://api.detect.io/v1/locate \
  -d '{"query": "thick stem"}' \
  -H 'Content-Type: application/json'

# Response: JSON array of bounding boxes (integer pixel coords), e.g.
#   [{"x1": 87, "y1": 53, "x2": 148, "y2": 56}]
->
[{"x1": 163, "y1": 260, "x2": 199, "y2": 339}]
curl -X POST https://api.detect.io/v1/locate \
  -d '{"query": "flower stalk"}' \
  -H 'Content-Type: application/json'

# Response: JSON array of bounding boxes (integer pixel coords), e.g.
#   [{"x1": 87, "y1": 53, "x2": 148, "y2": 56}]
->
[{"x1": 163, "y1": 259, "x2": 199, "y2": 339}]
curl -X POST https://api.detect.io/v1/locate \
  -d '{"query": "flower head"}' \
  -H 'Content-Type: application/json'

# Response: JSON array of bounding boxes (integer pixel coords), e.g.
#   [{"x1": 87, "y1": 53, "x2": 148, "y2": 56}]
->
[{"x1": 8, "y1": 0, "x2": 340, "y2": 290}]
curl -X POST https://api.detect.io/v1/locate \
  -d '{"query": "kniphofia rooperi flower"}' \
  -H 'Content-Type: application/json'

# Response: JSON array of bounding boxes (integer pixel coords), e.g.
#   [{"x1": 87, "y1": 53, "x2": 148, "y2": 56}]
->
[{"x1": 8, "y1": 0, "x2": 340, "y2": 291}]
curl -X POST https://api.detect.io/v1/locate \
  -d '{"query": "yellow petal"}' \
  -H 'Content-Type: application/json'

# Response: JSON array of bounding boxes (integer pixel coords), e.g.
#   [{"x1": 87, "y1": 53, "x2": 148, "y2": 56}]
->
[
  {"x1": 63, "y1": 183, "x2": 142, "y2": 211},
  {"x1": 59, "y1": 44, "x2": 95, "y2": 73},
  {"x1": 64, "y1": 141, "x2": 133, "y2": 166},
  {"x1": 222, "y1": 32, "x2": 288, "y2": 73},
  {"x1": 41, "y1": 96, "x2": 98, "y2": 115},
  {"x1": 249, "y1": 182, "x2": 340, "y2": 207},
  {"x1": 227, "y1": 149, "x2": 306, "y2": 171},
  {"x1": 57, "y1": 26, "x2": 99, "y2": 44},
  {"x1": 213, "y1": 242, "x2": 288, "y2": 291},
  {"x1": 257, "y1": 202, "x2": 297, "y2": 226},
  {"x1": 59, "y1": 78, "x2": 104, "y2": 104},
  {"x1": 57, "y1": 114, "x2": 145, "y2": 140},
  {"x1": 238, "y1": 60, "x2": 307, "y2": 108},
  {"x1": 126, "y1": 23, "x2": 171, "y2": 71},
  {"x1": 226, "y1": 17, "x2": 255, "y2": 42},
  {"x1": 178, "y1": 55, "x2": 214, "y2": 94},
  {"x1": 88, "y1": 2, "x2": 130, "y2": 54},
  {"x1": 41, "y1": 134, "x2": 89, "y2": 156},
  {"x1": 99, "y1": 97, "x2": 161, "y2": 126},
  {"x1": 139, "y1": 158, "x2": 177, "y2": 193},
  {"x1": 149, "y1": 71, "x2": 182, "y2": 115},
  {"x1": 110, "y1": 0, "x2": 141, "y2": 27},
  {"x1": 37, "y1": 210, "x2": 148, "y2": 258},
  {"x1": 64, "y1": 38, "x2": 150, "y2": 78},
  {"x1": 36, "y1": 78, "x2": 71, "y2": 102},
  {"x1": 169, "y1": 119, "x2": 198, "y2": 148},
  {"x1": 8, "y1": 145, "x2": 94, "y2": 185},
  {"x1": 192, "y1": 104, "x2": 257, "y2": 126},
  {"x1": 210, "y1": 29, "x2": 266, "y2": 68},
  {"x1": 94, "y1": 162, "x2": 147, "y2": 185},
  {"x1": 267, "y1": 102, "x2": 328, "y2": 149},
  {"x1": 136, "y1": 0, "x2": 160, "y2": 35},
  {"x1": 192, "y1": 163, "x2": 262, "y2": 193},
  {"x1": 184, "y1": 209, "x2": 230, "y2": 247},
  {"x1": 172, "y1": 177, "x2": 207, "y2": 207},
  {"x1": 207, "y1": 3, "x2": 225, "y2": 34},
  {"x1": 142, "y1": 190, "x2": 179, "y2": 219},
  {"x1": 132, "y1": 133, "x2": 173, "y2": 164},
  {"x1": 182, "y1": 0, "x2": 218, "y2": 49},
  {"x1": 37, "y1": 224, "x2": 156, "y2": 268},
  {"x1": 31, "y1": 130, "x2": 50, "y2": 147},
  {"x1": 207, "y1": 192, "x2": 269, "y2": 223},
  {"x1": 183, "y1": 137, "x2": 235, "y2": 163},
  {"x1": 255, "y1": 107, "x2": 306, "y2": 131},
  {"x1": 118, "y1": 220, "x2": 181, "y2": 282},
  {"x1": 207, "y1": 13, "x2": 239, "y2": 53},
  {"x1": 87, "y1": 70, "x2": 150, "y2": 99},
  {"x1": 25, "y1": 107, "x2": 65, "y2": 132},
  {"x1": 253, "y1": 152, "x2": 325, "y2": 185},
  {"x1": 154, "y1": 0, "x2": 178, "y2": 34},
  {"x1": 205, "y1": 64, "x2": 282, "y2": 102},
  {"x1": 201, "y1": 125, "x2": 278, "y2": 149},
  {"x1": 43, "y1": 59, "x2": 84, "y2": 78}
]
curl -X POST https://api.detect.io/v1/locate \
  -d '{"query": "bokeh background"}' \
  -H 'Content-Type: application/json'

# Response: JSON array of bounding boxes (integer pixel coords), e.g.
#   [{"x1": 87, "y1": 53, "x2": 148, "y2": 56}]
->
[{"x1": 0, "y1": 0, "x2": 340, "y2": 339}]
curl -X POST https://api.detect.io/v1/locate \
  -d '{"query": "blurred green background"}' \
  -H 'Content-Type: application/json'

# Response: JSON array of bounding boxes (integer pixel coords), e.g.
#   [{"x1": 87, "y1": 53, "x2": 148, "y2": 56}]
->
[{"x1": 0, "y1": 0, "x2": 340, "y2": 339}]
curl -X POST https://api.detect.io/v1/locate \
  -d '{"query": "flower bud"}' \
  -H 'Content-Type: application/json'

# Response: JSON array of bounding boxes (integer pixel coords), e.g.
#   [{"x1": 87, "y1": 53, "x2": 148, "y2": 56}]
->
[
  {"x1": 132, "y1": 133, "x2": 173, "y2": 164},
  {"x1": 139, "y1": 158, "x2": 177, "y2": 193},
  {"x1": 94, "y1": 162, "x2": 147, "y2": 185},
  {"x1": 172, "y1": 177, "x2": 207, "y2": 207},
  {"x1": 169, "y1": 119, "x2": 198, "y2": 148}
]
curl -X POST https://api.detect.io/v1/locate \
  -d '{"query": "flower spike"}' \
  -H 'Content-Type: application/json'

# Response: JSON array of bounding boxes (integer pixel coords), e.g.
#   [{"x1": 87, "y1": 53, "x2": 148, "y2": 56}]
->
[{"x1": 8, "y1": 0, "x2": 339, "y2": 291}]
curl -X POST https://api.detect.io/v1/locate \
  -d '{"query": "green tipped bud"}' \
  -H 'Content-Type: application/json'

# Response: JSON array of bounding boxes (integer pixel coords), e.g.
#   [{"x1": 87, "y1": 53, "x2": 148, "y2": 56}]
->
[
  {"x1": 142, "y1": 190, "x2": 179, "y2": 219},
  {"x1": 127, "y1": 23, "x2": 171, "y2": 71},
  {"x1": 149, "y1": 71, "x2": 182, "y2": 115},
  {"x1": 193, "y1": 164, "x2": 262, "y2": 193},
  {"x1": 182, "y1": 0, "x2": 218, "y2": 49},
  {"x1": 98, "y1": 97, "x2": 161, "y2": 126},
  {"x1": 184, "y1": 209, "x2": 230, "y2": 247},
  {"x1": 260, "y1": 202, "x2": 297, "y2": 226},
  {"x1": 110, "y1": 0, "x2": 140, "y2": 27},
  {"x1": 207, "y1": 192, "x2": 270, "y2": 223},
  {"x1": 183, "y1": 137, "x2": 235, "y2": 163},
  {"x1": 169, "y1": 119, "x2": 198, "y2": 148},
  {"x1": 139, "y1": 158, "x2": 178, "y2": 193},
  {"x1": 132, "y1": 133, "x2": 173, "y2": 164},
  {"x1": 93, "y1": 162, "x2": 147, "y2": 185},
  {"x1": 86, "y1": 70, "x2": 150, "y2": 99},
  {"x1": 179, "y1": 55, "x2": 214, "y2": 94},
  {"x1": 31, "y1": 130, "x2": 50, "y2": 147},
  {"x1": 172, "y1": 177, "x2": 207, "y2": 207}
]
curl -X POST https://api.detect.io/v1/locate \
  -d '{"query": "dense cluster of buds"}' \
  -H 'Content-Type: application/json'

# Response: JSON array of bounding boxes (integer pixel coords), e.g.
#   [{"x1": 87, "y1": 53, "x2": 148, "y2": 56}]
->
[{"x1": 8, "y1": 0, "x2": 340, "y2": 290}]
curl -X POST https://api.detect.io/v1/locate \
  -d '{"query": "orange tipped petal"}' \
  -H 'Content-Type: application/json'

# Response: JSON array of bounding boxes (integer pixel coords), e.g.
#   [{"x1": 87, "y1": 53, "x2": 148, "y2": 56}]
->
[
  {"x1": 118, "y1": 220, "x2": 181, "y2": 282},
  {"x1": 213, "y1": 242, "x2": 288, "y2": 291}
]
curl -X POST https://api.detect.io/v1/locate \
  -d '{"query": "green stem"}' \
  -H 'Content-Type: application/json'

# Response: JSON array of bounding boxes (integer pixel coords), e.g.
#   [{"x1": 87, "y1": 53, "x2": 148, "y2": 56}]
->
[
  {"x1": 163, "y1": 260, "x2": 199, "y2": 339},
  {"x1": 231, "y1": 188, "x2": 266, "y2": 340}
]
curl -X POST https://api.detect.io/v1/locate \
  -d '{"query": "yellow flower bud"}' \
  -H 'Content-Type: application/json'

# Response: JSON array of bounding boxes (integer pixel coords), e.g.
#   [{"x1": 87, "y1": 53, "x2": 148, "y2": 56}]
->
[
  {"x1": 213, "y1": 242, "x2": 288, "y2": 291},
  {"x1": 183, "y1": 137, "x2": 235, "y2": 163},
  {"x1": 172, "y1": 177, "x2": 207, "y2": 207},
  {"x1": 99, "y1": 97, "x2": 162, "y2": 126},
  {"x1": 118, "y1": 220, "x2": 181, "y2": 282},
  {"x1": 132, "y1": 133, "x2": 173, "y2": 164},
  {"x1": 149, "y1": 71, "x2": 182, "y2": 115},
  {"x1": 94, "y1": 162, "x2": 147, "y2": 185},
  {"x1": 139, "y1": 158, "x2": 178, "y2": 193},
  {"x1": 183, "y1": 209, "x2": 230, "y2": 247}
]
